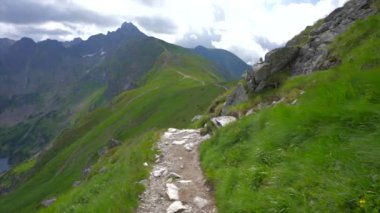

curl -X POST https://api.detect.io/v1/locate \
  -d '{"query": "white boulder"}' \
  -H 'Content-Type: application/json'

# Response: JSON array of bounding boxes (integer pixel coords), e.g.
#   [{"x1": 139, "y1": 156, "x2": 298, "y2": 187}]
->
[
  {"x1": 211, "y1": 116, "x2": 237, "y2": 127},
  {"x1": 166, "y1": 183, "x2": 179, "y2": 200},
  {"x1": 167, "y1": 201, "x2": 188, "y2": 213},
  {"x1": 173, "y1": 140, "x2": 187, "y2": 145}
]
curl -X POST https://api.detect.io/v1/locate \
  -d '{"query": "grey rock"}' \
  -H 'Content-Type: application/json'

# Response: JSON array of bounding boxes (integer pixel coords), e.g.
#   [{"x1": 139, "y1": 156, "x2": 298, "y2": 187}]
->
[
  {"x1": 83, "y1": 167, "x2": 92, "y2": 177},
  {"x1": 194, "y1": 196, "x2": 209, "y2": 209},
  {"x1": 108, "y1": 138, "x2": 121, "y2": 149},
  {"x1": 319, "y1": 31, "x2": 337, "y2": 43},
  {"x1": 166, "y1": 183, "x2": 179, "y2": 200},
  {"x1": 222, "y1": 84, "x2": 248, "y2": 115},
  {"x1": 184, "y1": 143, "x2": 194, "y2": 151},
  {"x1": 72, "y1": 181, "x2": 81, "y2": 187},
  {"x1": 245, "y1": 109, "x2": 254, "y2": 116},
  {"x1": 211, "y1": 116, "x2": 237, "y2": 128},
  {"x1": 152, "y1": 167, "x2": 168, "y2": 178},
  {"x1": 290, "y1": 0, "x2": 375, "y2": 74},
  {"x1": 41, "y1": 197, "x2": 56, "y2": 207},
  {"x1": 98, "y1": 147, "x2": 108, "y2": 156},
  {"x1": 264, "y1": 47, "x2": 299, "y2": 73},
  {"x1": 191, "y1": 115, "x2": 202, "y2": 123},
  {"x1": 255, "y1": 80, "x2": 267, "y2": 93},
  {"x1": 99, "y1": 167, "x2": 107, "y2": 173},
  {"x1": 247, "y1": 47, "x2": 299, "y2": 93},
  {"x1": 246, "y1": 79, "x2": 257, "y2": 92},
  {"x1": 226, "y1": 84, "x2": 248, "y2": 106},
  {"x1": 168, "y1": 172, "x2": 182, "y2": 180},
  {"x1": 252, "y1": 62, "x2": 271, "y2": 82}
]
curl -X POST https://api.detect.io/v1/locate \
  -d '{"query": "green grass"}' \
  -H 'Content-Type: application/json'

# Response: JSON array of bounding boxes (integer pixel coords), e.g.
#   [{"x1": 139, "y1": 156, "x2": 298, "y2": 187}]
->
[
  {"x1": 40, "y1": 132, "x2": 158, "y2": 213},
  {"x1": 12, "y1": 159, "x2": 36, "y2": 175},
  {"x1": 200, "y1": 13, "x2": 380, "y2": 212},
  {"x1": 0, "y1": 47, "x2": 225, "y2": 212}
]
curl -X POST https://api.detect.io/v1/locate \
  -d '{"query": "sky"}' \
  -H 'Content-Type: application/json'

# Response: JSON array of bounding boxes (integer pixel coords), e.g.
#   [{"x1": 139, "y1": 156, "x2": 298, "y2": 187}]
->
[{"x1": 0, "y1": 0, "x2": 348, "y2": 64}]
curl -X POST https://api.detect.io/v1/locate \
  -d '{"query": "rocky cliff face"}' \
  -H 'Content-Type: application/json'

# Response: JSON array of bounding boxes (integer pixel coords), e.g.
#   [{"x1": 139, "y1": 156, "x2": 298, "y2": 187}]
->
[
  {"x1": 289, "y1": 0, "x2": 376, "y2": 75},
  {"x1": 246, "y1": 0, "x2": 377, "y2": 93}
]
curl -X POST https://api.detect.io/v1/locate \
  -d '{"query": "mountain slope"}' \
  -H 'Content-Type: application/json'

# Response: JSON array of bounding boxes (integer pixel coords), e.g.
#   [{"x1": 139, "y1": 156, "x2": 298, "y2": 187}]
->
[
  {"x1": 0, "y1": 43, "x2": 226, "y2": 212},
  {"x1": 0, "y1": 23, "x2": 245, "y2": 166},
  {"x1": 0, "y1": 24, "x2": 150, "y2": 165},
  {"x1": 192, "y1": 46, "x2": 250, "y2": 80},
  {"x1": 199, "y1": 3, "x2": 380, "y2": 212}
]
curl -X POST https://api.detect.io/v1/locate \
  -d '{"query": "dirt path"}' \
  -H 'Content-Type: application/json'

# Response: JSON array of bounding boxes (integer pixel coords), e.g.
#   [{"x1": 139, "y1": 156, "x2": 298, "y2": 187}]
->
[
  {"x1": 176, "y1": 71, "x2": 205, "y2": 86},
  {"x1": 137, "y1": 128, "x2": 216, "y2": 213}
]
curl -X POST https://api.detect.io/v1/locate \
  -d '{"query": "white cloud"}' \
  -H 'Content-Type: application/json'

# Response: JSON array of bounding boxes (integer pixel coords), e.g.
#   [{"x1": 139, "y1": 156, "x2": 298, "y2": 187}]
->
[{"x1": 0, "y1": 0, "x2": 348, "y2": 64}]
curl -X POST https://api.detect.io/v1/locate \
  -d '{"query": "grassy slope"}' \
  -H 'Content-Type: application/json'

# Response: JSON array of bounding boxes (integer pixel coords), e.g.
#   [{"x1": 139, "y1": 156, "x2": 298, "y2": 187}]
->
[
  {"x1": 201, "y1": 13, "x2": 380, "y2": 212},
  {"x1": 0, "y1": 79, "x2": 106, "y2": 164},
  {"x1": 0, "y1": 46, "x2": 225, "y2": 212}
]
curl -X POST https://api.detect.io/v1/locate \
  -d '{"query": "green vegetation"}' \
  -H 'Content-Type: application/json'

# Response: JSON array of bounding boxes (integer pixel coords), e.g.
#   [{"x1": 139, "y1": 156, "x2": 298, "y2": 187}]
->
[
  {"x1": 0, "y1": 47, "x2": 225, "y2": 212},
  {"x1": 12, "y1": 159, "x2": 36, "y2": 175},
  {"x1": 200, "y1": 13, "x2": 380, "y2": 212},
  {"x1": 40, "y1": 132, "x2": 158, "y2": 213},
  {"x1": 0, "y1": 82, "x2": 106, "y2": 165}
]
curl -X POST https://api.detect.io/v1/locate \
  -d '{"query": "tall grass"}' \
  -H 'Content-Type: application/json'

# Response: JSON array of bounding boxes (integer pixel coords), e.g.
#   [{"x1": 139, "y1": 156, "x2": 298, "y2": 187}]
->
[{"x1": 201, "y1": 13, "x2": 380, "y2": 212}]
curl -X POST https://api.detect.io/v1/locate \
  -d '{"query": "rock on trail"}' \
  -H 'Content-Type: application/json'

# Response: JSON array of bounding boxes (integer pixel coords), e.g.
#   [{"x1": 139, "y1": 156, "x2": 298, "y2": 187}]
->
[{"x1": 137, "y1": 128, "x2": 216, "y2": 213}]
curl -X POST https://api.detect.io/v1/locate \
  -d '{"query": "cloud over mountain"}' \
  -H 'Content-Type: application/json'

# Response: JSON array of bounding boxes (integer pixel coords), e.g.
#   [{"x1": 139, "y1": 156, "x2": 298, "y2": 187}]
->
[
  {"x1": 0, "y1": 0, "x2": 348, "y2": 63},
  {"x1": 135, "y1": 16, "x2": 177, "y2": 34},
  {"x1": 0, "y1": 0, "x2": 118, "y2": 25}
]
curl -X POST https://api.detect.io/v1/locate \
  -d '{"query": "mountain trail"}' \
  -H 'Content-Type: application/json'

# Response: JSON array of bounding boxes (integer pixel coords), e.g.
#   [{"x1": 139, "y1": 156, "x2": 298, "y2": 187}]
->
[
  {"x1": 176, "y1": 71, "x2": 205, "y2": 86},
  {"x1": 137, "y1": 128, "x2": 217, "y2": 213}
]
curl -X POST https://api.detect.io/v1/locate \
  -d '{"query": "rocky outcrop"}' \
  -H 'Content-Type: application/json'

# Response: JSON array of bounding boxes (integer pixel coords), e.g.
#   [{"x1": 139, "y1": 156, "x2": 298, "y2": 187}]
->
[
  {"x1": 211, "y1": 116, "x2": 237, "y2": 127},
  {"x1": 245, "y1": 0, "x2": 377, "y2": 92},
  {"x1": 222, "y1": 83, "x2": 248, "y2": 115},
  {"x1": 225, "y1": 84, "x2": 248, "y2": 106},
  {"x1": 289, "y1": 0, "x2": 376, "y2": 74},
  {"x1": 246, "y1": 47, "x2": 299, "y2": 92}
]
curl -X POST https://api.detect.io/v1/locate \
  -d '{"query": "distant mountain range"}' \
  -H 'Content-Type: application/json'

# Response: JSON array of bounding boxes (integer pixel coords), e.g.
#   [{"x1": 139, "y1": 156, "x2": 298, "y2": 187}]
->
[
  {"x1": 0, "y1": 22, "x2": 249, "y2": 164},
  {"x1": 191, "y1": 46, "x2": 250, "y2": 79},
  {"x1": 0, "y1": 22, "x2": 248, "y2": 100}
]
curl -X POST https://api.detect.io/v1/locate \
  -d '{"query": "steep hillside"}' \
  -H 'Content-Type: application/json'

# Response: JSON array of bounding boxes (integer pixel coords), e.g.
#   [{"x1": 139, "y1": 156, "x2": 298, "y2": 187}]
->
[
  {"x1": 0, "y1": 44, "x2": 226, "y2": 212},
  {"x1": 0, "y1": 23, "x2": 151, "y2": 165},
  {"x1": 199, "y1": 2, "x2": 380, "y2": 212},
  {"x1": 191, "y1": 46, "x2": 250, "y2": 80}
]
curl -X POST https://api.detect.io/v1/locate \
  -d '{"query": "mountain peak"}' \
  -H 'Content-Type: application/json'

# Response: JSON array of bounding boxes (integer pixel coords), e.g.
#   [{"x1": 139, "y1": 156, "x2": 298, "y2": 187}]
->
[
  {"x1": 108, "y1": 22, "x2": 146, "y2": 39},
  {"x1": 19, "y1": 37, "x2": 36, "y2": 44},
  {"x1": 194, "y1": 45, "x2": 207, "y2": 50},
  {"x1": 119, "y1": 22, "x2": 140, "y2": 32}
]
